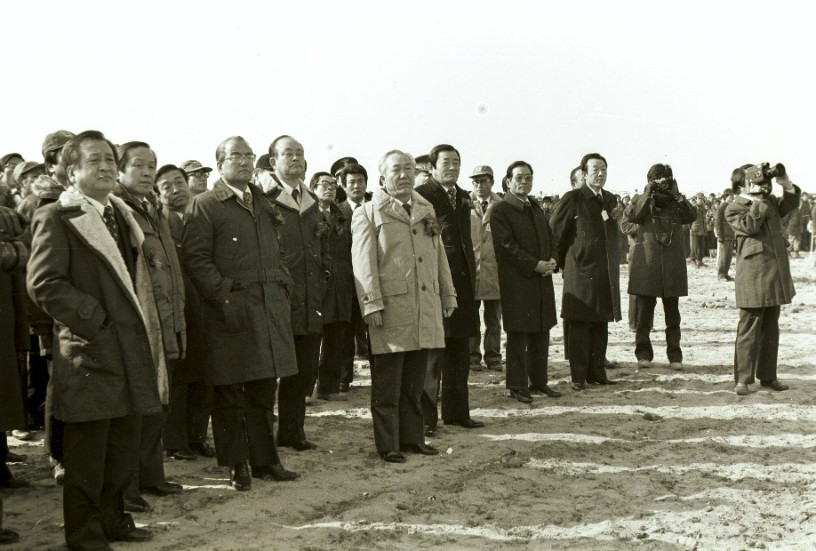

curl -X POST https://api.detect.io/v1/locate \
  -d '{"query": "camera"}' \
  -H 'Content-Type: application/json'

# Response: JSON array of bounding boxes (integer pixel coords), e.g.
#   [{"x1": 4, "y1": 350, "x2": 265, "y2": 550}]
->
[
  {"x1": 744, "y1": 163, "x2": 786, "y2": 188},
  {"x1": 651, "y1": 177, "x2": 675, "y2": 193}
]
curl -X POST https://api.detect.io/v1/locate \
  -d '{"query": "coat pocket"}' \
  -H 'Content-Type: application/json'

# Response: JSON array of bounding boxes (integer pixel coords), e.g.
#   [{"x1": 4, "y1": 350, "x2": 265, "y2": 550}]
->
[
  {"x1": 739, "y1": 237, "x2": 763, "y2": 259},
  {"x1": 380, "y1": 278, "x2": 412, "y2": 328},
  {"x1": 222, "y1": 290, "x2": 248, "y2": 333}
]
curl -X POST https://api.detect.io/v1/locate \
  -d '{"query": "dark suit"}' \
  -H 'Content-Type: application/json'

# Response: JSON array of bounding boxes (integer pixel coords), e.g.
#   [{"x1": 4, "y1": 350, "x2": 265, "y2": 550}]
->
[
  {"x1": 28, "y1": 188, "x2": 162, "y2": 550},
  {"x1": 415, "y1": 179, "x2": 479, "y2": 424},
  {"x1": 338, "y1": 200, "x2": 369, "y2": 388},
  {"x1": 550, "y1": 185, "x2": 621, "y2": 385}
]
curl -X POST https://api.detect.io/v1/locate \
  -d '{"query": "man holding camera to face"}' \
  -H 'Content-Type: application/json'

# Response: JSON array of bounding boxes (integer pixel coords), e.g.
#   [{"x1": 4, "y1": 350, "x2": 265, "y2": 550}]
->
[
  {"x1": 726, "y1": 163, "x2": 800, "y2": 395},
  {"x1": 621, "y1": 164, "x2": 697, "y2": 370}
]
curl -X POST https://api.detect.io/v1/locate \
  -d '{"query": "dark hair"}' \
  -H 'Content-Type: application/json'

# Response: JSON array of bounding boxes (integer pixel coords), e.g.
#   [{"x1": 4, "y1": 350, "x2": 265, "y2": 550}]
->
[
  {"x1": 730, "y1": 167, "x2": 747, "y2": 193},
  {"x1": 309, "y1": 171, "x2": 334, "y2": 190},
  {"x1": 580, "y1": 153, "x2": 607, "y2": 172},
  {"x1": 429, "y1": 144, "x2": 461, "y2": 168},
  {"x1": 59, "y1": 130, "x2": 118, "y2": 176},
  {"x1": 215, "y1": 136, "x2": 249, "y2": 163},
  {"x1": 505, "y1": 160, "x2": 534, "y2": 180},
  {"x1": 156, "y1": 164, "x2": 188, "y2": 184},
  {"x1": 339, "y1": 163, "x2": 368, "y2": 186},
  {"x1": 268, "y1": 134, "x2": 294, "y2": 158},
  {"x1": 646, "y1": 163, "x2": 673, "y2": 183},
  {"x1": 117, "y1": 141, "x2": 156, "y2": 172},
  {"x1": 43, "y1": 149, "x2": 60, "y2": 168},
  {"x1": 569, "y1": 166, "x2": 582, "y2": 188},
  {"x1": 501, "y1": 175, "x2": 510, "y2": 193}
]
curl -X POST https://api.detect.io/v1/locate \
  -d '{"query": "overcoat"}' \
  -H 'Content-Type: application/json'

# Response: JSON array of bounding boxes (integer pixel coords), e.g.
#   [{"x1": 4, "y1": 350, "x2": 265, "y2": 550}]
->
[
  {"x1": 490, "y1": 192, "x2": 557, "y2": 333},
  {"x1": 550, "y1": 185, "x2": 622, "y2": 322},
  {"x1": 469, "y1": 191, "x2": 501, "y2": 301},
  {"x1": 726, "y1": 186, "x2": 800, "y2": 309},
  {"x1": 620, "y1": 193, "x2": 697, "y2": 298},
  {"x1": 414, "y1": 179, "x2": 478, "y2": 338},
  {"x1": 266, "y1": 182, "x2": 329, "y2": 335},
  {"x1": 182, "y1": 179, "x2": 297, "y2": 385},
  {"x1": 351, "y1": 188, "x2": 456, "y2": 354},
  {"x1": 782, "y1": 206, "x2": 802, "y2": 238},
  {"x1": 320, "y1": 202, "x2": 354, "y2": 324},
  {"x1": 690, "y1": 203, "x2": 707, "y2": 236},
  {"x1": 0, "y1": 211, "x2": 28, "y2": 432},
  {"x1": 715, "y1": 201, "x2": 735, "y2": 241},
  {"x1": 27, "y1": 187, "x2": 165, "y2": 423}
]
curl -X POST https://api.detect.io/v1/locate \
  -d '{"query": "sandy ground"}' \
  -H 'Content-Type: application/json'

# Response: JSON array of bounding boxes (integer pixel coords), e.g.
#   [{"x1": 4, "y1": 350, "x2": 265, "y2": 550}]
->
[{"x1": 3, "y1": 256, "x2": 816, "y2": 551}]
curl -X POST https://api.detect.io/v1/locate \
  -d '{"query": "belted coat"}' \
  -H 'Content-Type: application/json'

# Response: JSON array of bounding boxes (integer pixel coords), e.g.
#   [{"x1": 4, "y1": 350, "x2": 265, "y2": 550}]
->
[{"x1": 469, "y1": 191, "x2": 501, "y2": 301}]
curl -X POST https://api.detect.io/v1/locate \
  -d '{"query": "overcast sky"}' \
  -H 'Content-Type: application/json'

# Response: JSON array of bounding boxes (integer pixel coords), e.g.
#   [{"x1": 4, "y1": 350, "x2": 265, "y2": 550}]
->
[{"x1": 2, "y1": 1, "x2": 813, "y2": 196}]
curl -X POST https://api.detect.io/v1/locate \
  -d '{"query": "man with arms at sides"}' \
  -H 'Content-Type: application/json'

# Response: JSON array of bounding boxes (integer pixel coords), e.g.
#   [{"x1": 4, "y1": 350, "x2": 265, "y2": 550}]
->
[
  {"x1": 726, "y1": 162, "x2": 799, "y2": 395},
  {"x1": 550, "y1": 153, "x2": 621, "y2": 390},
  {"x1": 28, "y1": 130, "x2": 163, "y2": 549},
  {"x1": 180, "y1": 160, "x2": 211, "y2": 196},
  {"x1": 352, "y1": 149, "x2": 456, "y2": 462},
  {"x1": 183, "y1": 136, "x2": 299, "y2": 491},
  {"x1": 491, "y1": 161, "x2": 561, "y2": 403},
  {"x1": 337, "y1": 162, "x2": 372, "y2": 391},
  {"x1": 155, "y1": 165, "x2": 215, "y2": 462},
  {"x1": 415, "y1": 144, "x2": 484, "y2": 431},
  {"x1": 266, "y1": 135, "x2": 328, "y2": 450},
  {"x1": 310, "y1": 172, "x2": 353, "y2": 401},
  {"x1": 620, "y1": 164, "x2": 696, "y2": 371},
  {"x1": 715, "y1": 188, "x2": 736, "y2": 281},
  {"x1": 467, "y1": 164, "x2": 502, "y2": 372}
]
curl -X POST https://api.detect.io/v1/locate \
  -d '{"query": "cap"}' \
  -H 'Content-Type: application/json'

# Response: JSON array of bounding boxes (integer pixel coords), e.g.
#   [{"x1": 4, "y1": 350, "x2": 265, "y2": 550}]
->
[
  {"x1": 469, "y1": 165, "x2": 494, "y2": 179},
  {"x1": 41, "y1": 130, "x2": 76, "y2": 157},
  {"x1": 330, "y1": 156, "x2": 358, "y2": 177},
  {"x1": 694, "y1": 192, "x2": 705, "y2": 199},
  {"x1": 415, "y1": 154, "x2": 432, "y2": 173},
  {"x1": 180, "y1": 160, "x2": 212, "y2": 174},
  {"x1": 13, "y1": 161, "x2": 45, "y2": 182},
  {"x1": 255, "y1": 154, "x2": 274, "y2": 171},
  {"x1": 0, "y1": 153, "x2": 24, "y2": 169}
]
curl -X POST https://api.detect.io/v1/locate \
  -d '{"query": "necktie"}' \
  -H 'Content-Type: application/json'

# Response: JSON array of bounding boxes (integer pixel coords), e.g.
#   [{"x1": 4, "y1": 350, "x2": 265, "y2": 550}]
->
[
  {"x1": 103, "y1": 205, "x2": 120, "y2": 243},
  {"x1": 323, "y1": 210, "x2": 331, "y2": 222},
  {"x1": 447, "y1": 187, "x2": 457, "y2": 208},
  {"x1": 353, "y1": 202, "x2": 361, "y2": 210},
  {"x1": 243, "y1": 190, "x2": 254, "y2": 212},
  {"x1": 402, "y1": 203, "x2": 412, "y2": 217},
  {"x1": 292, "y1": 188, "x2": 300, "y2": 205},
  {"x1": 481, "y1": 200, "x2": 488, "y2": 213}
]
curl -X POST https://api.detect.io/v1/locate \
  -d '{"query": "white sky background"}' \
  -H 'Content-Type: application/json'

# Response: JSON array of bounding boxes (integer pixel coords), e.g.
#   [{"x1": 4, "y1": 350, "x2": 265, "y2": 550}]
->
[{"x1": 2, "y1": 0, "x2": 813, "y2": 196}]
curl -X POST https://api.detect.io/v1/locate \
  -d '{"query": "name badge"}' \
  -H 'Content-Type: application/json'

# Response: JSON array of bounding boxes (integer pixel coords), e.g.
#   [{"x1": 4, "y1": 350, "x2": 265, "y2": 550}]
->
[{"x1": 601, "y1": 210, "x2": 609, "y2": 221}]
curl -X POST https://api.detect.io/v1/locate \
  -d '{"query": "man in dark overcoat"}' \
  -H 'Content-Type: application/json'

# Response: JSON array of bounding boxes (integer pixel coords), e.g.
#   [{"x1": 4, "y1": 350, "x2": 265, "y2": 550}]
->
[
  {"x1": 620, "y1": 164, "x2": 697, "y2": 370},
  {"x1": 265, "y1": 135, "x2": 329, "y2": 450},
  {"x1": 183, "y1": 136, "x2": 299, "y2": 491},
  {"x1": 27, "y1": 131, "x2": 162, "y2": 549},
  {"x1": 415, "y1": 144, "x2": 484, "y2": 430},
  {"x1": 491, "y1": 161, "x2": 561, "y2": 403},
  {"x1": 726, "y1": 163, "x2": 799, "y2": 395},
  {"x1": 550, "y1": 153, "x2": 621, "y2": 390},
  {"x1": 715, "y1": 188, "x2": 736, "y2": 281}
]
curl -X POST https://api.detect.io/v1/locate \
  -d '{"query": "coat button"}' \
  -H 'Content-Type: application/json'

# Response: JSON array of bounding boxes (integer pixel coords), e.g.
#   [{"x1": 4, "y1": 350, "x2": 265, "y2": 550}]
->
[
  {"x1": 413, "y1": 229, "x2": 417, "y2": 235},
  {"x1": 418, "y1": 257, "x2": 423, "y2": 263},
  {"x1": 421, "y1": 284, "x2": 427, "y2": 291}
]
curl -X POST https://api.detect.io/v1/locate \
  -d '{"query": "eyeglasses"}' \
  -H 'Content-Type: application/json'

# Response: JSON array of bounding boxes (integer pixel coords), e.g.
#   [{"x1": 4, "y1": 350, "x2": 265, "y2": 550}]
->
[
  {"x1": 316, "y1": 181, "x2": 337, "y2": 189},
  {"x1": 225, "y1": 153, "x2": 256, "y2": 163},
  {"x1": 512, "y1": 175, "x2": 533, "y2": 183}
]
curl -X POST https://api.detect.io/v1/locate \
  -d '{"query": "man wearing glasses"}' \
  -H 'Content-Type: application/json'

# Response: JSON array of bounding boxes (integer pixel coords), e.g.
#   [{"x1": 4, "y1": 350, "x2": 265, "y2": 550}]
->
[
  {"x1": 183, "y1": 136, "x2": 299, "y2": 491},
  {"x1": 180, "y1": 160, "x2": 212, "y2": 196}
]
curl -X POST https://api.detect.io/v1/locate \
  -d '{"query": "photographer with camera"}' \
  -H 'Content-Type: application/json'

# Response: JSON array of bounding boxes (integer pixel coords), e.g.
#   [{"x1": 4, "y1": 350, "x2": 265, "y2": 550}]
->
[
  {"x1": 726, "y1": 162, "x2": 800, "y2": 395},
  {"x1": 621, "y1": 164, "x2": 696, "y2": 370}
]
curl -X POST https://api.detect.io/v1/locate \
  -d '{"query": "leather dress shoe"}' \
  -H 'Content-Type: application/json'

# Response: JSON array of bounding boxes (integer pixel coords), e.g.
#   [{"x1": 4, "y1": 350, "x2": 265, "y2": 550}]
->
[
  {"x1": 761, "y1": 380, "x2": 789, "y2": 391},
  {"x1": 123, "y1": 496, "x2": 153, "y2": 513},
  {"x1": 166, "y1": 448, "x2": 197, "y2": 461},
  {"x1": 114, "y1": 527, "x2": 153, "y2": 543},
  {"x1": 253, "y1": 464, "x2": 300, "y2": 482},
  {"x1": 6, "y1": 450, "x2": 26, "y2": 462},
  {"x1": 571, "y1": 382, "x2": 588, "y2": 391},
  {"x1": 637, "y1": 358, "x2": 652, "y2": 368},
  {"x1": 530, "y1": 385, "x2": 562, "y2": 398},
  {"x1": 143, "y1": 481, "x2": 183, "y2": 496},
  {"x1": 604, "y1": 358, "x2": 620, "y2": 369},
  {"x1": 597, "y1": 379, "x2": 618, "y2": 385},
  {"x1": 445, "y1": 418, "x2": 485, "y2": 429},
  {"x1": 230, "y1": 462, "x2": 251, "y2": 491},
  {"x1": 509, "y1": 389, "x2": 533, "y2": 403},
  {"x1": 338, "y1": 383, "x2": 350, "y2": 393},
  {"x1": 317, "y1": 393, "x2": 348, "y2": 402},
  {"x1": 190, "y1": 441, "x2": 217, "y2": 458},
  {"x1": 292, "y1": 439, "x2": 317, "y2": 451},
  {"x1": 0, "y1": 528, "x2": 20, "y2": 545},
  {"x1": 400, "y1": 442, "x2": 439, "y2": 456},
  {"x1": 735, "y1": 383, "x2": 753, "y2": 396},
  {"x1": 670, "y1": 362, "x2": 683, "y2": 370},
  {"x1": 424, "y1": 426, "x2": 437, "y2": 438},
  {"x1": 0, "y1": 476, "x2": 30, "y2": 489},
  {"x1": 379, "y1": 451, "x2": 406, "y2": 463}
]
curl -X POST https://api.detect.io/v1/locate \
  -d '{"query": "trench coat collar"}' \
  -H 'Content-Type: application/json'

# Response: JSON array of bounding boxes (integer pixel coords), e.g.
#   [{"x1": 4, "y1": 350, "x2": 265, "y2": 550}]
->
[
  {"x1": 470, "y1": 191, "x2": 502, "y2": 214},
  {"x1": 371, "y1": 187, "x2": 434, "y2": 224},
  {"x1": 502, "y1": 191, "x2": 535, "y2": 212},
  {"x1": 266, "y1": 175, "x2": 316, "y2": 213}
]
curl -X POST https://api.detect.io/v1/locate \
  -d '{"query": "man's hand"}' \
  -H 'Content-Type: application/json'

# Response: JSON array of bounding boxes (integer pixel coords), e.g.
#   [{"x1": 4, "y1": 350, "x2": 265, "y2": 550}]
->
[
  {"x1": 365, "y1": 311, "x2": 383, "y2": 328},
  {"x1": 535, "y1": 258, "x2": 558, "y2": 277},
  {"x1": 443, "y1": 307, "x2": 455, "y2": 318}
]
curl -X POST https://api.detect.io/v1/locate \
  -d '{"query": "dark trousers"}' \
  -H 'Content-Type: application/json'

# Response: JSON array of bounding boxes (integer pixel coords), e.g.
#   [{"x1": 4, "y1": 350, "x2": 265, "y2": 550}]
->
[
  {"x1": 690, "y1": 234, "x2": 706, "y2": 263},
  {"x1": 734, "y1": 306, "x2": 780, "y2": 385},
  {"x1": 212, "y1": 378, "x2": 280, "y2": 468},
  {"x1": 278, "y1": 333, "x2": 321, "y2": 445},
  {"x1": 441, "y1": 337, "x2": 472, "y2": 423},
  {"x1": 164, "y1": 377, "x2": 212, "y2": 451},
  {"x1": 63, "y1": 415, "x2": 139, "y2": 551},
  {"x1": 371, "y1": 349, "x2": 427, "y2": 452},
  {"x1": 0, "y1": 435, "x2": 12, "y2": 483},
  {"x1": 341, "y1": 300, "x2": 368, "y2": 386},
  {"x1": 45, "y1": 358, "x2": 65, "y2": 463},
  {"x1": 717, "y1": 240, "x2": 734, "y2": 278},
  {"x1": 317, "y1": 321, "x2": 349, "y2": 395},
  {"x1": 28, "y1": 334, "x2": 49, "y2": 427},
  {"x1": 635, "y1": 296, "x2": 682, "y2": 363},
  {"x1": 505, "y1": 331, "x2": 550, "y2": 391},
  {"x1": 566, "y1": 320, "x2": 609, "y2": 384},
  {"x1": 124, "y1": 413, "x2": 166, "y2": 499},
  {"x1": 469, "y1": 300, "x2": 502, "y2": 366},
  {"x1": 628, "y1": 294, "x2": 638, "y2": 331},
  {"x1": 421, "y1": 348, "x2": 443, "y2": 430}
]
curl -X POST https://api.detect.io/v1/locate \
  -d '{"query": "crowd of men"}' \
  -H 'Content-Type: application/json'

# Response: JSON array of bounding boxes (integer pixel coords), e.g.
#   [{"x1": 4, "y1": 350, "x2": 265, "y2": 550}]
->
[{"x1": 0, "y1": 131, "x2": 804, "y2": 550}]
